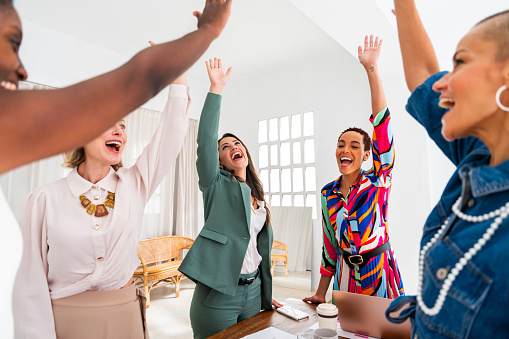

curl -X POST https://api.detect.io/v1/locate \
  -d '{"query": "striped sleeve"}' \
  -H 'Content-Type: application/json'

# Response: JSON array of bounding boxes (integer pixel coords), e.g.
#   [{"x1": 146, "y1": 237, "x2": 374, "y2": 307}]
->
[
  {"x1": 370, "y1": 107, "x2": 394, "y2": 185},
  {"x1": 320, "y1": 193, "x2": 338, "y2": 276}
]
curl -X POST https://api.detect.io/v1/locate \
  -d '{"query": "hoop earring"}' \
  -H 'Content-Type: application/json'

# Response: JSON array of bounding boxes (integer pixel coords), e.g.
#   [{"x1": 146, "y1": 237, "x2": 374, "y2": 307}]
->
[{"x1": 496, "y1": 85, "x2": 509, "y2": 112}]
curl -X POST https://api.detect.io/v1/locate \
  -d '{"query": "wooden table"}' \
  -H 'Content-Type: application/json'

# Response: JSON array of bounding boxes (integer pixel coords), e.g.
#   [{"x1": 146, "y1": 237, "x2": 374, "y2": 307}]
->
[{"x1": 210, "y1": 299, "x2": 348, "y2": 338}]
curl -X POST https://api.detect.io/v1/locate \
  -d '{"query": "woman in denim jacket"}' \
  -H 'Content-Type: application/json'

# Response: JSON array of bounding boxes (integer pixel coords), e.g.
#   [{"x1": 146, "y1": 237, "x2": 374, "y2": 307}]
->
[{"x1": 387, "y1": 1, "x2": 509, "y2": 338}]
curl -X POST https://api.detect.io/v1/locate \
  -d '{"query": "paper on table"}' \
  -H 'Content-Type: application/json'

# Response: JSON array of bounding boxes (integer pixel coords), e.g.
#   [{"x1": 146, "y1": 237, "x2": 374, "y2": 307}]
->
[
  {"x1": 283, "y1": 297, "x2": 305, "y2": 303},
  {"x1": 241, "y1": 326, "x2": 297, "y2": 339},
  {"x1": 308, "y1": 321, "x2": 379, "y2": 339}
]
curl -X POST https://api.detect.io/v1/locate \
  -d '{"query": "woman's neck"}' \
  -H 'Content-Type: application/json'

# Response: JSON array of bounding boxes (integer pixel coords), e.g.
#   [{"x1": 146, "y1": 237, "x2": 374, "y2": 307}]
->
[
  {"x1": 339, "y1": 169, "x2": 362, "y2": 196},
  {"x1": 475, "y1": 113, "x2": 509, "y2": 167},
  {"x1": 233, "y1": 168, "x2": 247, "y2": 182},
  {"x1": 77, "y1": 161, "x2": 111, "y2": 184}
]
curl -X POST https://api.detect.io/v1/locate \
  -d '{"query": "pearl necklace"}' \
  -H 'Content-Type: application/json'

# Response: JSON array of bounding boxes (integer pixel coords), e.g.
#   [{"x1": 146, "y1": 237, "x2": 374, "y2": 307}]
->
[{"x1": 417, "y1": 197, "x2": 509, "y2": 316}]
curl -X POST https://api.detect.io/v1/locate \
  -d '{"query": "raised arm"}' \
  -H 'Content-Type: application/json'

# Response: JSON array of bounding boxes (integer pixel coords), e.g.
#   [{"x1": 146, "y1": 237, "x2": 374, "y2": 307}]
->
[
  {"x1": 196, "y1": 58, "x2": 232, "y2": 188},
  {"x1": 358, "y1": 35, "x2": 387, "y2": 118},
  {"x1": 393, "y1": 0, "x2": 440, "y2": 92},
  {"x1": 129, "y1": 75, "x2": 190, "y2": 202},
  {"x1": 0, "y1": 0, "x2": 232, "y2": 174}
]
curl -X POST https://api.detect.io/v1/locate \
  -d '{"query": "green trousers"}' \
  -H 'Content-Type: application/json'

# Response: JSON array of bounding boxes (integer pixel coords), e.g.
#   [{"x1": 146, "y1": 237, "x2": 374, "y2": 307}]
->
[{"x1": 190, "y1": 270, "x2": 262, "y2": 339}]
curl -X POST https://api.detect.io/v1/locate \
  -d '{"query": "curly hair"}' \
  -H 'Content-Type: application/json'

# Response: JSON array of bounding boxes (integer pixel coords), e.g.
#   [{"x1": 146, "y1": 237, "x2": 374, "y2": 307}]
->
[{"x1": 339, "y1": 127, "x2": 372, "y2": 152}]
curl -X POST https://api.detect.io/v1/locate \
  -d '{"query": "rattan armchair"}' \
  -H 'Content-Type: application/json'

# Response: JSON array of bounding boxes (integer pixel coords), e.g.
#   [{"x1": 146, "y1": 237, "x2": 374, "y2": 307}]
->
[
  {"x1": 271, "y1": 240, "x2": 288, "y2": 277},
  {"x1": 133, "y1": 235, "x2": 195, "y2": 307}
]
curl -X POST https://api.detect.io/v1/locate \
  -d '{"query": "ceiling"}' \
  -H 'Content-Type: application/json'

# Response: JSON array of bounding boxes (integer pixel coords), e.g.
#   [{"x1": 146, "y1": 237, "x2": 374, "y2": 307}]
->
[{"x1": 15, "y1": 0, "x2": 347, "y2": 81}]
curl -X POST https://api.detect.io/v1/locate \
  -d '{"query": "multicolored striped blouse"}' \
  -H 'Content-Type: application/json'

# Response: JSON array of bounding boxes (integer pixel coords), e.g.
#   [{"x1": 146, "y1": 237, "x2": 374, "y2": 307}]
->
[{"x1": 320, "y1": 107, "x2": 404, "y2": 299}]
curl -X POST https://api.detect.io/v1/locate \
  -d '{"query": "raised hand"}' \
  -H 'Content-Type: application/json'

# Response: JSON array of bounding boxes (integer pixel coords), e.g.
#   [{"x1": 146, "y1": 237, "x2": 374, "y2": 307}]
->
[
  {"x1": 206, "y1": 57, "x2": 232, "y2": 95},
  {"x1": 149, "y1": 41, "x2": 187, "y2": 86},
  {"x1": 358, "y1": 35, "x2": 383, "y2": 70},
  {"x1": 194, "y1": 0, "x2": 233, "y2": 39}
]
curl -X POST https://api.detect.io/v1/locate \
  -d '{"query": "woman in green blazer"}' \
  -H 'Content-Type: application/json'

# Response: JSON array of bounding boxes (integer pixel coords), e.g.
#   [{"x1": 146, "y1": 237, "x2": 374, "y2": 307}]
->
[{"x1": 178, "y1": 58, "x2": 282, "y2": 339}]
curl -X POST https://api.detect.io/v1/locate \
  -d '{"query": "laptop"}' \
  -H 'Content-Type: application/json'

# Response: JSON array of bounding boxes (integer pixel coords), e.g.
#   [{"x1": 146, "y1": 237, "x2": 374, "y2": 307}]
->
[{"x1": 332, "y1": 291, "x2": 411, "y2": 339}]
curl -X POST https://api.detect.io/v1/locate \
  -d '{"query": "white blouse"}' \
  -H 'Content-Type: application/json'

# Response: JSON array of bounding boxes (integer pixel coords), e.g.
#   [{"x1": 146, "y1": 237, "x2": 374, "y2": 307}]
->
[
  {"x1": 13, "y1": 84, "x2": 190, "y2": 338},
  {"x1": 0, "y1": 188, "x2": 22, "y2": 338},
  {"x1": 240, "y1": 200, "x2": 266, "y2": 274}
]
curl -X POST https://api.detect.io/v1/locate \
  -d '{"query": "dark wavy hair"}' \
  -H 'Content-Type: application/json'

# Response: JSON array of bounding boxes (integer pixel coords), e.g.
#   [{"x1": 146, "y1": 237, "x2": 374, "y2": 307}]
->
[
  {"x1": 339, "y1": 127, "x2": 372, "y2": 153},
  {"x1": 218, "y1": 133, "x2": 271, "y2": 226}
]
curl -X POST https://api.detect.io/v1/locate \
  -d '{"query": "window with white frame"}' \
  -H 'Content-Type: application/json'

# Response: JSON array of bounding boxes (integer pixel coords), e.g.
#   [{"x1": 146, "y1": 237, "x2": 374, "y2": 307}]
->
[{"x1": 258, "y1": 112, "x2": 318, "y2": 219}]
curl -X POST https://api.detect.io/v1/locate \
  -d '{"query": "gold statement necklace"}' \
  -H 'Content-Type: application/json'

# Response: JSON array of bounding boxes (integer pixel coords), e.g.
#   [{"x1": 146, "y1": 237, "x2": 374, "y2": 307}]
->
[{"x1": 79, "y1": 192, "x2": 115, "y2": 217}]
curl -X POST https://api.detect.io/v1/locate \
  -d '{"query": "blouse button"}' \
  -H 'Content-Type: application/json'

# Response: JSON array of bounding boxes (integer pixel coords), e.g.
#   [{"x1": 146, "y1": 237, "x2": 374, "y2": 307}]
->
[
  {"x1": 94, "y1": 195, "x2": 100, "y2": 201},
  {"x1": 97, "y1": 257, "x2": 104, "y2": 261},
  {"x1": 90, "y1": 286, "x2": 98, "y2": 291},
  {"x1": 467, "y1": 199, "x2": 475, "y2": 208},
  {"x1": 92, "y1": 185, "x2": 98, "y2": 190},
  {"x1": 94, "y1": 224, "x2": 100, "y2": 230},
  {"x1": 436, "y1": 266, "x2": 449, "y2": 280}
]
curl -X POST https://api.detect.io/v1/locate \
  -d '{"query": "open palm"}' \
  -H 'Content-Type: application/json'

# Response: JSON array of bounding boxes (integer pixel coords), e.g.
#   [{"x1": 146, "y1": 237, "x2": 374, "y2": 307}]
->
[
  {"x1": 358, "y1": 35, "x2": 382, "y2": 68},
  {"x1": 206, "y1": 57, "x2": 232, "y2": 94}
]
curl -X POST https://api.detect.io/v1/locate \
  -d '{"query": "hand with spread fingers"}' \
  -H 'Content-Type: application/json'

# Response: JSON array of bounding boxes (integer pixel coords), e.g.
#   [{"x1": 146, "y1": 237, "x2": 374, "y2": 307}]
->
[
  {"x1": 194, "y1": 0, "x2": 233, "y2": 39},
  {"x1": 206, "y1": 57, "x2": 233, "y2": 95},
  {"x1": 358, "y1": 35, "x2": 383, "y2": 70}
]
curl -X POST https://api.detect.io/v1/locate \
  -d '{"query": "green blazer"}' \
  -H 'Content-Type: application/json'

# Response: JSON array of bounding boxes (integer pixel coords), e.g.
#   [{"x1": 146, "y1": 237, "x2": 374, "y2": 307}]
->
[{"x1": 179, "y1": 93, "x2": 273, "y2": 310}]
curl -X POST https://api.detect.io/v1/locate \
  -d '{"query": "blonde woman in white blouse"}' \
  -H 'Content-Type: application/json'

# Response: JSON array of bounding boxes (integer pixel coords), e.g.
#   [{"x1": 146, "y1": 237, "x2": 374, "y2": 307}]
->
[{"x1": 12, "y1": 74, "x2": 190, "y2": 339}]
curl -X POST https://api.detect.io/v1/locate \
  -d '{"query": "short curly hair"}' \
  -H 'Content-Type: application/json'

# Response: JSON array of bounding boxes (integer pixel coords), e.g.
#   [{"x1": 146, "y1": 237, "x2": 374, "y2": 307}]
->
[{"x1": 339, "y1": 127, "x2": 371, "y2": 152}]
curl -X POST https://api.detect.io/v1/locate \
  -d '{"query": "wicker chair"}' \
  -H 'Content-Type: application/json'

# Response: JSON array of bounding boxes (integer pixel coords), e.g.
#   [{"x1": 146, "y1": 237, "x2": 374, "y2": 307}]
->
[
  {"x1": 271, "y1": 240, "x2": 288, "y2": 277},
  {"x1": 133, "y1": 235, "x2": 195, "y2": 307}
]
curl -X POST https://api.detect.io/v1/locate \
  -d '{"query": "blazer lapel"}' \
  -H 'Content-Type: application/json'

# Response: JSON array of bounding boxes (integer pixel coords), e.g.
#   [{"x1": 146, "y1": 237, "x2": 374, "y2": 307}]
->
[{"x1": 239, "y1": 182, "x2": 252, "y2": 231}]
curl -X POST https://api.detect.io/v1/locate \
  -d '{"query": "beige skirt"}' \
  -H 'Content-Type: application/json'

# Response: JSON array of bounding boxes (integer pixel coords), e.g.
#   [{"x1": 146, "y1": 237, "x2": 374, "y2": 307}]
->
[{"x1": 52, "y1": 284, "x2": 148, "y2": 339}]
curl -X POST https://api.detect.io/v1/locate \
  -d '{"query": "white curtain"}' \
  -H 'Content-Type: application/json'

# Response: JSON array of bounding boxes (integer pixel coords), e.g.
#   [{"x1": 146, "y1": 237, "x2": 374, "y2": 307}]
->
[
  {"x1": 270, "y1": 206, "x2": 313, "y2": 272},
  {"x1": 0, "y1": 81, "x2": 200, "y2": 240},
  {"x1": 173, "y1": 120, "x2": 201, "y2": 239}
]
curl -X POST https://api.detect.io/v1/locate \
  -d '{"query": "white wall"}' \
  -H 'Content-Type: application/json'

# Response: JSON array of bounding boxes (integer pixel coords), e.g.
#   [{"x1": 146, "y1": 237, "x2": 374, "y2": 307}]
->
[
  {"x1": 217, "y1": 46, "x2": 432, "y2": 293},
  {"x1": 19, "y1": 19, "x2": 210, "y2": 119}
]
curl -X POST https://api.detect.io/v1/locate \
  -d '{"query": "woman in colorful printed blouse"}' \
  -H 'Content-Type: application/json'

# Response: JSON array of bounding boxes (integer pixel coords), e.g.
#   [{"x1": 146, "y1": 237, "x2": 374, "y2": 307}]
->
[
  {"x1": 385, "y1": 1, "x2": 509, "y2": 338},
  {"x1": 304, "y1": 35, "x2": 405, "y2": 304}
]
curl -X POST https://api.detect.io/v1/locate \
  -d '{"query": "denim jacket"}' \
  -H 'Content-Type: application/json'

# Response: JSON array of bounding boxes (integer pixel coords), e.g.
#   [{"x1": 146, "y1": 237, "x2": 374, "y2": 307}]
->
[{"x1": 386, "y1": 72, "x2": 509, "y2": 338}]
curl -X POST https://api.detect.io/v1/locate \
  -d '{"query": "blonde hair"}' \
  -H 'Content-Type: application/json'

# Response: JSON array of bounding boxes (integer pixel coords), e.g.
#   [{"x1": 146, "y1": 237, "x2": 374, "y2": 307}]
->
[{"x1": 63, "y1": 147, "x2": 123, "y2": 171}]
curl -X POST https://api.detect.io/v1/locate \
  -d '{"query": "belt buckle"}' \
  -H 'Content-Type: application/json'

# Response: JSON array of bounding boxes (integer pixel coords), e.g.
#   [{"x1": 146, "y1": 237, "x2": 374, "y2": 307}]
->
[
  {"x1": 348, "y1": 255, "x2": 363, "y2": 266},
  {"x1": 245, "y1": 277, "x2": 255, "y2": 285}
]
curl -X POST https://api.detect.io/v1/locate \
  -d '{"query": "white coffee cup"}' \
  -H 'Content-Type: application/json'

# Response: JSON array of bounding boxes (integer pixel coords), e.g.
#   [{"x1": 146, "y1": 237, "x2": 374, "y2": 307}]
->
[
  {"x1": 313, "y1": 328, "x2": 338, "y2": 339},
  {"x1": 316, "y1": 303, "x2": 338, "y2": 330}
]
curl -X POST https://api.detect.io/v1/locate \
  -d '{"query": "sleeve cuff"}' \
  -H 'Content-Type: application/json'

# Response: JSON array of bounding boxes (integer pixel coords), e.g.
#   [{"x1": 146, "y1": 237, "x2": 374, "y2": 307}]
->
[
  {"x1": 320, "y1": 266, "x2": 335, "y2": 277},
  {"x1": 167, "y1": 84, "x2": 190, "y2": 99},
  {"x1": 371, "y1": 106, "x2": 388, "y2": 126}
]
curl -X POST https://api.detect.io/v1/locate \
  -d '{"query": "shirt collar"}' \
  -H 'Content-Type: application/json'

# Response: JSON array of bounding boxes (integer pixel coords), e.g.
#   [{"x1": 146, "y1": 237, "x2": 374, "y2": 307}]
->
[
  {"x1": 332, "y1": 170, "x2": 364, "y2": 194},
  {"x1": 251, "y1": 199, "x2": 265, "y2": 211},
  {"x1": 458, "y1": 146, "x2": 509, "y2": 198},
  {"x1": 67, "y1": 167, "x2": 118, "y2": 197}
]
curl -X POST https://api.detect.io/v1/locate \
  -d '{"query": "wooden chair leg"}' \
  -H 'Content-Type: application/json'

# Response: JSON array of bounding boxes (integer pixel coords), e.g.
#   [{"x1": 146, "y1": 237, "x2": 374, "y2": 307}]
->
[
  {"x1": 285, "y1": 261, "x2": 288, "y2": 277},
  {"x1": 175, "y1": 281, "x2": 180, "y2": 298},
  {"x1": 144, "y1": 279, "x2": 150, "y2": 308},
  {"x1": 271, "y1": 262, "x2": 275, "y2": 277}
]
